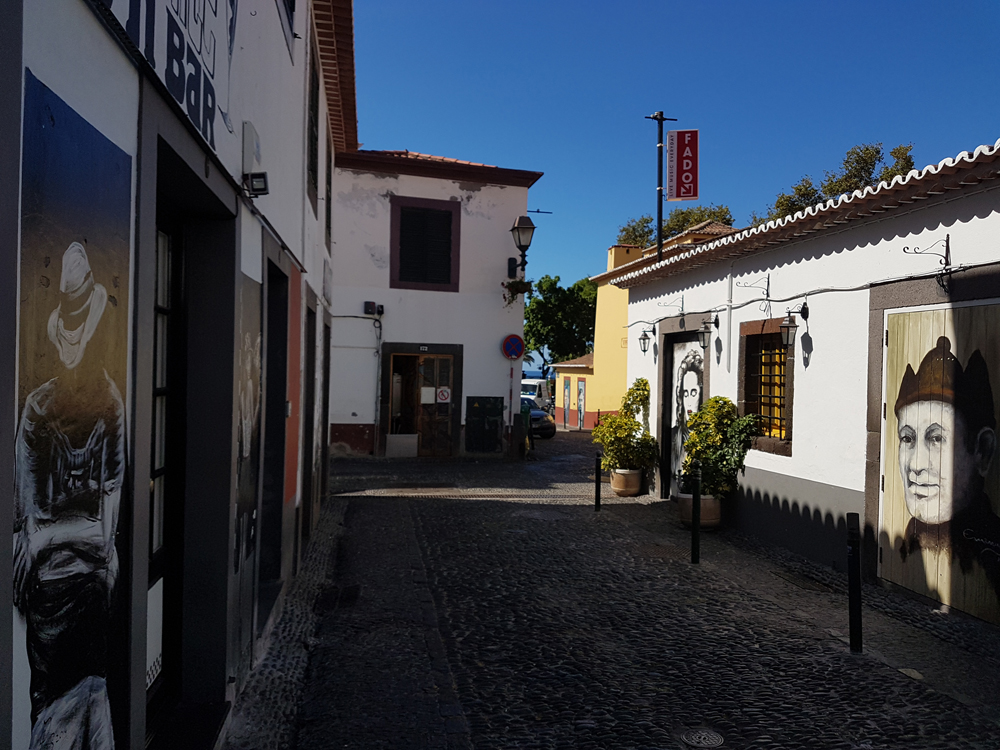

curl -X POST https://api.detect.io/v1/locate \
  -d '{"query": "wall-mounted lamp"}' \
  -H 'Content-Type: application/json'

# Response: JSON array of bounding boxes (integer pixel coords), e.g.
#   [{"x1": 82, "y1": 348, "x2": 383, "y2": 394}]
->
[
  {"x1": 509, "y1": 215, "x2": 536, "y2": 273},
  {"x1": 697, "y1": 321, "x2": 713, "y2": 350},
  {"x1": 780, "y1": 299, "x2": 809, "y2": 347},
  {"x1": 638, "y1": 329, "x2": 653, "y2": 354},
  {"x1": 244, "y1": 172, "x2": 269, "y2": 197},
  {"x1": 779, "y1": 313, "x2": 798, "y2": 348}
]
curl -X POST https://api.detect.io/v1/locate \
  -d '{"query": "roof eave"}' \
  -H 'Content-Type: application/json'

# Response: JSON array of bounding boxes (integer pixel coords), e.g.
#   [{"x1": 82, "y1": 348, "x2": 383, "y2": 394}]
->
[{"x1": 336, "y1": 151, "x2": 543, "y2": 188}]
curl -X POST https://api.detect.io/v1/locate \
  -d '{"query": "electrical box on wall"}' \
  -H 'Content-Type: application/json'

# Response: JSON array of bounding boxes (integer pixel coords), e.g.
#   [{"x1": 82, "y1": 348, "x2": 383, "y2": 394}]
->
[{"x1": 364, "y1": 301, "x2": 383, "y2": 316}]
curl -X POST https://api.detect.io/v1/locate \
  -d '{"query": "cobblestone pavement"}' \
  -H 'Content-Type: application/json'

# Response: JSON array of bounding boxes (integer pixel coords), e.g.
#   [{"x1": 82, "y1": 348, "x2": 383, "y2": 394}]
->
[{"x1": 229, "y1": 431, "x2": 1000, "y2": 749}]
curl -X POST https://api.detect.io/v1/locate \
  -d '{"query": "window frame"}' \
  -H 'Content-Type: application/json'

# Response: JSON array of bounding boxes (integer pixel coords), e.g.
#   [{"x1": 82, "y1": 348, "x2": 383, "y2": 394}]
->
[
  {"x1": 306, "y1": 44, "x2": 320, "y2": 215},
  {"x1": 389, "y1": 195, "x2": 461, "y2": 293},
  {"x1": 738, "y1": 317, "x2": 794, "y2": 456}
]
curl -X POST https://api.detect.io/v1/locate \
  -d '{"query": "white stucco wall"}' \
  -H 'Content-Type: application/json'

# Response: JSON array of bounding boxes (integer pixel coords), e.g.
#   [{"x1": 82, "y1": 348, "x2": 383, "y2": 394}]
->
[
  {"x1": 330, "y1": 168, "x2": 529, "y2": 429},
  {"x1": 627, "y1": 185, "x2": 1000, "y2": 502}
]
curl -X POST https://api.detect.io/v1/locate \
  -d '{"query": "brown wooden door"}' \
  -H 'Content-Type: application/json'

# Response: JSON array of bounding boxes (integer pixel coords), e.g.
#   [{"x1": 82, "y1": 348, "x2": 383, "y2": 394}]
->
[{"x1": 417, "y1": 355, "x2": 453, "y2": 456}]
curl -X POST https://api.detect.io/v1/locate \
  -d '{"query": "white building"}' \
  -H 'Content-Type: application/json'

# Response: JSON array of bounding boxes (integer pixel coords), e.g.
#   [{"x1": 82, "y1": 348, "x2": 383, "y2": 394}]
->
[
  {"x1": 603, "y1": 140, "x2": 1000, "y2": 626},
  {"x1": 330, "y1": 150, "x2": 542, "y2": 457},
  {"x1": 3, "y1": 0, "x2": 356, "y2": 745}
]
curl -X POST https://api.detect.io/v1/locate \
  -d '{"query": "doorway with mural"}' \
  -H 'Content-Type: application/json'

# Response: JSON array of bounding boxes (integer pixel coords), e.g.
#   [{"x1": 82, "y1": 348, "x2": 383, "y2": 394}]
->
[{"x1": 880, "y1": 302, "x2": 1000, "y2": 625}]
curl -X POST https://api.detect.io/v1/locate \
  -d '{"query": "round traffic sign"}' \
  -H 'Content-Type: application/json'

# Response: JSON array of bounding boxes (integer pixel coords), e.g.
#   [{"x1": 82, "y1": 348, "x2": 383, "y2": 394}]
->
[{"x1": 501, "y1": 334, "x2": 525, "y2": 360}]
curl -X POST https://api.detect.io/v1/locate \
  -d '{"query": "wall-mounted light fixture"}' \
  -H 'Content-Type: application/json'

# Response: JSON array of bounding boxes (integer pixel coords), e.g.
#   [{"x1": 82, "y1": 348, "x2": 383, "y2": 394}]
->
[
  {"x1": 245, "y1": 172, "x2": 269, "y2": 197},
  {"x1": 779, "y1": 313, "x2": 798, "y2": 348},
  {"x1": 638, "y1": 329, "x2": 653, "y2": 354},
  {"x1": 697, "y1": 321, "x2": 713, "y2": 350},
  {"x1": 509, "y1": 215, "x2": 536, "y2": 273},
  {"x1": 780, "y1": 299, "x2": 809, "y2": 347}
]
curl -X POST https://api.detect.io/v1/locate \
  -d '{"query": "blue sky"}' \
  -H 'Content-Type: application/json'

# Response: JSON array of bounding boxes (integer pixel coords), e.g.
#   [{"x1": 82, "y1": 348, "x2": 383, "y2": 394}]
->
[{"x1": 353, "y1": 1, "x2": 1000, "y2": 289}]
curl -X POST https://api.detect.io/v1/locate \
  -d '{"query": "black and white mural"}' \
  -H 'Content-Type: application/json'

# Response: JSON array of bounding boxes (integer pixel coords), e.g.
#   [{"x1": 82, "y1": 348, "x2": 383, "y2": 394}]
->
[
  {"x1": 669, "y1": 341, "x2": 703, "y2": 497},
  {"x1": 13, "y1": 69, "x2": 132, "y2": 748},
  {"x1": 883, "y1": 307, "x2": 1000, "y2": 625}
]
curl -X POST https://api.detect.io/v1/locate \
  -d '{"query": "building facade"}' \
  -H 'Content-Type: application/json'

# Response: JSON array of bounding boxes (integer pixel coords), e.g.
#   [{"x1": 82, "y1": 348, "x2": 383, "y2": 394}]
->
[
  {"x1": 604, "y1": 141, "x2": 1000, "y2": 626},
  {"x1": 329, "y1": 150, "x2": 542, "y2": 458},
  {"x1": 3, "y1": 0, "x2": 354, "y2": 745}
]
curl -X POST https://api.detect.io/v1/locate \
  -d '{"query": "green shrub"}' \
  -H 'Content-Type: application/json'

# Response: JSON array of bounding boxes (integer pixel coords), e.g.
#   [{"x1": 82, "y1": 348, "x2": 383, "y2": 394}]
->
[
  {"x1": 592, "y1": 378, "x2": 659, "y2": 472},
  {"x1": 681, "y1": 396, "x2": 760, "y2": 497}
]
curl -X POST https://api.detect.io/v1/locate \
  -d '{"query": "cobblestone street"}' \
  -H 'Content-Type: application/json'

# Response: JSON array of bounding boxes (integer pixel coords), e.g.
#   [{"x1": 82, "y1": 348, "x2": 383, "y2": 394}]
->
[{"x1": 227, "y1": 431, "x2": 1000, "y2": 749}]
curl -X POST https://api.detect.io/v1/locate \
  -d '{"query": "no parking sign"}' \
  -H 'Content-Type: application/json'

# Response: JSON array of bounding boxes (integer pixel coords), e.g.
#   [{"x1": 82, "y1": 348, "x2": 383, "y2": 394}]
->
[{"x1": 501, "y1": 334, "x2": 525, "y2": 360}]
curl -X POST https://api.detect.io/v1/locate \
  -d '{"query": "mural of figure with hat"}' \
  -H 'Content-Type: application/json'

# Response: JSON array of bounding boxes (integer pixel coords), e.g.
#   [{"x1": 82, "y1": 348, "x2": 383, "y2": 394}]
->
[
  {"x1": 894, "y1": 335, "x2": 1000, "y2": 603},
  {"x1": 13, "y1": 242, "x2": 124, "y2": 748}
]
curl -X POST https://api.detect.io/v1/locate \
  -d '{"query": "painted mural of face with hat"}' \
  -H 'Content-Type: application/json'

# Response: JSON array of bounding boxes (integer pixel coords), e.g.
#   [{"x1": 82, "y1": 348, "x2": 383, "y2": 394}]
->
[
  {"x1": 45, "y1": 242, "x2": 108, "y2": 370},
  {"x1": 895, "y1": 336, "x2": 998, "y2": 525}
]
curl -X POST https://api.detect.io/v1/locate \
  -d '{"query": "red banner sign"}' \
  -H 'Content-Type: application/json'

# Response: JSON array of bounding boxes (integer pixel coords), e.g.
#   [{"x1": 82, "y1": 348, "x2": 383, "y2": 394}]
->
[{"x1": 667, "y1": 129, "x2": 699, "y2": 201}]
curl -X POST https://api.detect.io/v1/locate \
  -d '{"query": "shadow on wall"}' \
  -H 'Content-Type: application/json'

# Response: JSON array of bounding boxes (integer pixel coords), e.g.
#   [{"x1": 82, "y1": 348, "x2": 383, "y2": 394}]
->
[{"x1": 727, "y1": 487, "x2": 859, "y2": 574}]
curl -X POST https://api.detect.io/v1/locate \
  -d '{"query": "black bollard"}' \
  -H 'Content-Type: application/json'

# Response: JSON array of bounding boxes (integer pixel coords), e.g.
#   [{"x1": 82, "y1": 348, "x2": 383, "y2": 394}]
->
[
  {"x1": 847, "y1": 512, "x2": 862, "y2": 653},
  {"x1": 691, "y1": 460, "x2": 701, "y2": 564},
  {"x1": 595, "y1": 453, "x2": 602, "y2": 512}
]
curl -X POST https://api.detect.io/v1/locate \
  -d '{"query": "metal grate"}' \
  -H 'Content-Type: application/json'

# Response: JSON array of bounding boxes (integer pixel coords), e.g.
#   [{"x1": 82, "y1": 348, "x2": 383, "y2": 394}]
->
[
  {"x1": 681, "y1": 728, "x2": 725, "y2": 747},
  {"x1": 745, "y1": 332, "x2": 787, "y2": 439}
]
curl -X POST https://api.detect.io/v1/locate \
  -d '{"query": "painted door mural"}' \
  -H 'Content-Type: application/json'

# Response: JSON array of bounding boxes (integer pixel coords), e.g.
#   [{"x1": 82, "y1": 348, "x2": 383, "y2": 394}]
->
[
  {"x1": 418, "y1": 355, "x2": 454, "y2": 457},
  {"x1": 563, "y1": 378, "x2": 570, "y2": 428},
  {"x1": 233, "y1": 273, "x2": 262, "y2": 690},
  {"x1": 881, "y1": 305, "x2": 1000, "y2": 625},
  {"x1": 577, "y1": 380, "x2": 586, "y2": 429},
  {"x1": 669, "y1": 340, "x2": 704, "y2": 497},
  {"x1": 14, "y1": 70, "x2": 132, "y2": 747}
]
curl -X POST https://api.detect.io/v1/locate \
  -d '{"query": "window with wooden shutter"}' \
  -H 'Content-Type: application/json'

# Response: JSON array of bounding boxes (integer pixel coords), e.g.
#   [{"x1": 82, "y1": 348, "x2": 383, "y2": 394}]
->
[{"x1": 390, "y1": 196, "x2": 461, "y2": 292}]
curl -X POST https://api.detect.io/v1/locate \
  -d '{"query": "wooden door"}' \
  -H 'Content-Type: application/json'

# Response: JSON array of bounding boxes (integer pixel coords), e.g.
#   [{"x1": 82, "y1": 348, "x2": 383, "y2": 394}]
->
[
  {"x1": 417, "y1": 355, "x2": 453, "y2": 456},
  {"x1": 880, "y1": 304, "x2": 1000, "y2": 624}
]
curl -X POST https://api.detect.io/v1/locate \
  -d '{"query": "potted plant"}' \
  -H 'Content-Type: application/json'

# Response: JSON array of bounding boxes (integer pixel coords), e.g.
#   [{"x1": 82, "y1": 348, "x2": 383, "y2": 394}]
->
[
  {"x1": 677, "y1": 396, "x2": 760, "y2": 527},
  {"x1": 592, "y1": 378, "x2": 659, "y2": 496},
  {"x1": 501, "y1": 279, "x2": 533, "y2": 307}
]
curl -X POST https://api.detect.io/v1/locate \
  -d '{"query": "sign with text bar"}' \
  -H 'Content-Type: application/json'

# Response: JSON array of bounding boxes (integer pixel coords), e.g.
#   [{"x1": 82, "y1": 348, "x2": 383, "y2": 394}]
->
[{"x1": 666, "y1": 129, "x2": 699, "y2": 201}]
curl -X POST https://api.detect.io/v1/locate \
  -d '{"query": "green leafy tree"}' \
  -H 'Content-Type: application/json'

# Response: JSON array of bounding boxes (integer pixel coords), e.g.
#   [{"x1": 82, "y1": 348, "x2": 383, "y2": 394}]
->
[
  {"x1": 756, "y1": 142, "x2": 915, "y2": 224},
  {"x1": 616, "y1": 204, "x2": 733, "y2": 247},
  {"x1": 523, "y1": 275, "x2": 598, "y2": 377}
]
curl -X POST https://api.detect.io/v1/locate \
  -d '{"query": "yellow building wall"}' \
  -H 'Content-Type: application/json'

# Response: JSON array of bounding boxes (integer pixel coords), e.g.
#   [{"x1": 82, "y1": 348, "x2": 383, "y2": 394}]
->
[
  {"x1": 590, "y1": 245, "x2": 634, "y2": 414},
  {"x1": 554, "y1": 370, "x2": 594, "y2": 429}
]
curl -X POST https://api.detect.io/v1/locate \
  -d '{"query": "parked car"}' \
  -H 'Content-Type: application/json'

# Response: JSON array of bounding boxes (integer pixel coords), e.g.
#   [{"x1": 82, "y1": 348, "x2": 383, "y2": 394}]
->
[
  {"x1": 521, "y1": 397, "x2": 556, "y2": 439},
  {"x1": 521, "y1": 378, "x2": 553, "y2": 411}
]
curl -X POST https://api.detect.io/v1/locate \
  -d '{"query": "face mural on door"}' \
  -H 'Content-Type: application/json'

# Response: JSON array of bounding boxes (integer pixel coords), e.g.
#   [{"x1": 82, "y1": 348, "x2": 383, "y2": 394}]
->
[
  {"x1": 13, "y1": 70, "x2": 132, "y2": 747},
  {"x1": 670, "y1": 341, "x2": 703, "y2": 496},
  {"x1": 883, "y1": 306, "x2": 1000, "y2": 625}
]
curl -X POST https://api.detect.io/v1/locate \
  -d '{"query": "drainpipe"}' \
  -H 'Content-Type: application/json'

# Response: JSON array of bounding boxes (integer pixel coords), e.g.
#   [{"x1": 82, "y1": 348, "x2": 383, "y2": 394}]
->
[{"x1": 727, "y1": 263, "x2": 734, "y2": 373}]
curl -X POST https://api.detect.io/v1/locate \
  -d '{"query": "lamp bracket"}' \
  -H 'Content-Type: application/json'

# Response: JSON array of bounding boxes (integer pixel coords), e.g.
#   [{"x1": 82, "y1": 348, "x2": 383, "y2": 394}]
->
[
  {"x1": 902, "y1": 234, "x2": 951, "y2": 290},
  {"x1": 736, "y1": 273, "x2": 771, "y2": 316},
  {"x1": 656, "y1": 294, "x2": 684, "y2": 315}
]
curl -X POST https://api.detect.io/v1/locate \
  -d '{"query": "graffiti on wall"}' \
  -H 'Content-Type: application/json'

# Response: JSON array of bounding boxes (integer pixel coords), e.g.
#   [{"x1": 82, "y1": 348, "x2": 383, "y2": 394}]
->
[
  {"x1": 236, "y1": 275, "x2": 262, "y2": 569},
  {"x1": 883, "y1": 305, "x2": 1000, "y2": 624},
  {"x1": 99, "y1": 0, "x2": 239, "y2": 149},
  {"x1": 669, "y1": 341, "x2": 703, "y2": 497},
  {"x1": 13, "y1": 69, "x2": 133, "y2": 747}
]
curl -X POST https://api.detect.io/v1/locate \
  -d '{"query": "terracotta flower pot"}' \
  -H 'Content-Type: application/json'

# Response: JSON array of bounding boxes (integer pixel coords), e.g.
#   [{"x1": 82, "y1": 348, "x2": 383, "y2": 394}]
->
[
  {"x1": 674, "y1": 492, "x2": 722, "y2": 528},
  {"x1": 610, "y1": 469, "x2": 642, "y2": 497}
]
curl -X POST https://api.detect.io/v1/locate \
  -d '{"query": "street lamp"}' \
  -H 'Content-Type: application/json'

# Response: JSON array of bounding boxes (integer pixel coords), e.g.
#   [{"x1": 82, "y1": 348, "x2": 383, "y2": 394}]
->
[
  {"x1": 697, "y1": 320, "x2": 712, "y2": 350},
  {"x1": 509, "y1": 215, "x2": 536, "y2": 273},
  {"x1": 638, "y1": 330, "x2": 652, "y2": 354}
]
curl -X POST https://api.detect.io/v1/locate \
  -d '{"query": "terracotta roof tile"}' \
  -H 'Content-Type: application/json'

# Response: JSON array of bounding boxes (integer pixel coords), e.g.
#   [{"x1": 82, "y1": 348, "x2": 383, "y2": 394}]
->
[{"x1": 552, "y1": 353, "x2": 594, "y2": 369}]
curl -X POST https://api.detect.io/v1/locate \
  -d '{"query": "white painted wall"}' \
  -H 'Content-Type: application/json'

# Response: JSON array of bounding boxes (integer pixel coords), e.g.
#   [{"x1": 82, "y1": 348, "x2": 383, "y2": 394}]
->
[
  {"x1": 330, "y1": 169, "x2": 529, "y2": 428},
  {"x1": 627, "y1": 185, "x2": 1000, "y2": 500}
]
